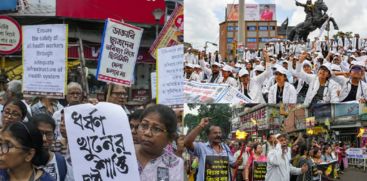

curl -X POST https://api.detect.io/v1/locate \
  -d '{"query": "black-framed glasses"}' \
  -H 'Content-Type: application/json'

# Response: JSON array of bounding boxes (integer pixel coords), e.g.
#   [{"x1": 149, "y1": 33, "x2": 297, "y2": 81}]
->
[
  {"x1": 2, "y1": 109, "x2": 22, "y2": 119},
  {"x1": 40, "y1": 131, "x2": 55, "y2": 140},
  {"x1": 138, "y1": 123, "x2": 167, "y2": 135},
  {"x1": 111, "y1": 92, "x2": 128, "y2": 98},
  {"x1": 68, "y1": 92, "x2": 82, "y2": 96},
  {"x1": 0, "y1": 142, "x2": 30, "y2": 154}
]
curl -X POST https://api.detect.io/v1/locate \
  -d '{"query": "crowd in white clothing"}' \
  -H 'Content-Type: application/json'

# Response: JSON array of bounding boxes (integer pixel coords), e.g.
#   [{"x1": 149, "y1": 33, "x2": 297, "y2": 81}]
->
[{"x1": 184, "y1": 34, "x2": 367, "y2": 104}]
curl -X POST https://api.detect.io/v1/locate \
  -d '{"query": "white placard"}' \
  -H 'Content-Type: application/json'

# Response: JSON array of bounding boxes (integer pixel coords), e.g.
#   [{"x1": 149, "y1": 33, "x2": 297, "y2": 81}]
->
[
  {"x1": 157, "y1": 45, "x2": 184, "y2": 105},
  {"x1": 151, "y1": 72, "x2": 156, "y2": 99},
  {"x1": 97, "y1": 19, "x2": 143, "y2": 86},
  {"x1": 65, "y1": 102, "x2": 140, "y2": 181},
  {"x1": 22, "y1": 24, "x2": 67, "y2": 98}
]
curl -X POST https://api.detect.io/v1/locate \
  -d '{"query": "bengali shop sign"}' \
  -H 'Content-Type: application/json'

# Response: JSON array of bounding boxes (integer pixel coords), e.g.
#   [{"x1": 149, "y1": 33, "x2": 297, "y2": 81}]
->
[
  {"x1": 149, "y1": 4, "x2": 183, "y2": 59},
  {"x1": 96, "y1": 19, "x2": 143, "y2": 86},
  {"x1": 0, "y1": 16, "x2": 21, "y2": 54},
  {"x1": 65, "y1": 103, "x2": 139, "y2": 181},
  {"x1": 204, "y1": 156, "x2": 229, "y2": 181},
  {"x1": 22, "y1": 24, "x2": 67, "y2": 98}
]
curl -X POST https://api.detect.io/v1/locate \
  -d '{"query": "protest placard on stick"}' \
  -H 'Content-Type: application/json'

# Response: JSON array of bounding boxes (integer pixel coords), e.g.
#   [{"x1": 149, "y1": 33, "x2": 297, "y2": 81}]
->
[
  {"x1": 97, "y1": 19, "x2": 143, "y2": 87},
  {"x1": 157, "y1": 45, "x2": 184, "y2": 105},
  {"x1": 22, "y1": 24, "x2": 68, "y2": 98},
  {"x1": 64, "y1": 102, "x2": 140, "y2": 181}
]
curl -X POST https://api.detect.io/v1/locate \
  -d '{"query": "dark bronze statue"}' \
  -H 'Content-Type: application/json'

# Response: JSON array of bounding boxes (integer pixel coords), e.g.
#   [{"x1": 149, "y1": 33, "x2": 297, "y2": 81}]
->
[{"x1": 288, "y1": 0, "x2": 339, "y2": 42}]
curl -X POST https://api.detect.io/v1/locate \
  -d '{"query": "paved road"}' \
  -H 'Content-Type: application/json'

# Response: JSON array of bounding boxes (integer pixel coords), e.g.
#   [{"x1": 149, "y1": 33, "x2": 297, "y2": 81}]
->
[{"x1": 340, "y1": 168, "x2": 367, "y2": 181}]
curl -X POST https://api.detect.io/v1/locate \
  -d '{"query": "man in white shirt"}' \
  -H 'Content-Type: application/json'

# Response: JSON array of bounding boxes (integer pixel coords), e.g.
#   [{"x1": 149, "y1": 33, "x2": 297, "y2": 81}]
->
[
  {"x1": 265, "y1": 134, "x2": 308, "y2": 181},
  {"x1": 184, "y1": 48, "x2": 198, "y2": 64}
]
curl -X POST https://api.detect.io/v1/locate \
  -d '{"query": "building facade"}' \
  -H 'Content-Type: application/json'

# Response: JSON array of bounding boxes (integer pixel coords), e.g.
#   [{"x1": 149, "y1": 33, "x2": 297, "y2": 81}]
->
[{"x1": 219, "y1": 20, "x2": 277, "y2": 61}]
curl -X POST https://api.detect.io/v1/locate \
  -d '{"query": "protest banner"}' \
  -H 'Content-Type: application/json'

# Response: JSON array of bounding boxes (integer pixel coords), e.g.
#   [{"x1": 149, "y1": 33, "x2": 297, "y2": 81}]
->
[
  {"x1": 204, "y1": 156, "x2": 229, "y2": 181},
  {"x1": 184, "y1": 81, "x2": 253, "y2": 104},
  {"x1": 64, "y1": 102, "x2": 139, "y2": 181},
  {"x1": 151, "y1": 72, "x2": 156, "y2": 99},
  {"x1": 253, "y1": 161, "x2": 267, "y2": 181},
  {"x1": 347, "y1": 148, "x2": 367, "y2": 159},
  {"x1": 0, "y1": 16, "x2": 21, "y2": 54},
  {"x1": 22, "y1": 24, "x2": 68, "y2": 98},
  {"x1": 97, "y1": 19, "x2": 143, "y2": 86},
  {"x1": 218, "y1": 86, "x2": 253, "y2": 104},
  {"x1": 316, "y1": 161, "x2": 338, "y2": 179},
  {"x1": 157, "y1": 45, "x2": 184, "y2": 105},
  {"x1": 149, "y1": 4, "x2": 183, "y2": 59},
  {"x1": 184, "y1": 81, "x2": 228, "y2": 103}
]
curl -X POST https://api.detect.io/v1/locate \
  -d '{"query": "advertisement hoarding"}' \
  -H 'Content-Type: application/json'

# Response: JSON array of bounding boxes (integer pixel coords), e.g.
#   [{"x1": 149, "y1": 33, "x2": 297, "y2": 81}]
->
[{"x1": 227, "y1": 4, "x2": 276, "y2": 21}]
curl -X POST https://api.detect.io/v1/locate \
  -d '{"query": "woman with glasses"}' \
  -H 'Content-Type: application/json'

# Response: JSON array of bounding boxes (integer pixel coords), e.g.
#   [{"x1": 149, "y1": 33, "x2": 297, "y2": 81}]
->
[
  {"x1": 0, "y1": 121, "x2": 54, "y2": 180},
  {"x1": 32, "y1": 114, "x2": 74, "y2": 181},
  {"x1": 135, "y1": 104, "x2": 184, "y2": 181},
  {"x1": 1, "y1": 100, "x2": 28, "y2": 128}
]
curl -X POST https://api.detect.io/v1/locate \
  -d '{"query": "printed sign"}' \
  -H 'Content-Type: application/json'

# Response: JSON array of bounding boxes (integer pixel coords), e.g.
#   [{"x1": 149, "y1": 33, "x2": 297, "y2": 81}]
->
[
  {"x1": 346, "y1": 148, "x2": 367, "y2": 159},
  {"x1": 184, "y1": 81, "x2": 253, "y2": 104},
  {"x1": 22, "y1": 24, "x2": 68, "y2": 98},
  {"x1": 0, "y1": 0, "x2": 56, "y2": 16},
  {"x1": 253, "y1": 161, "x2": 267, "y2": 181},
  {"x1": 149, "y1": 4, "x2": 183, "y2": 59},
  {"x1": 227, "y1": 4, "x2": 276, "y2": 21},
  {"x1": 204, "y1": 156, "x2": 229, "y2": 181},
  {"x1": 64, "y1": 102, "x2": 139, "y2": 181},
  {"x1": 157, "y1": 45, "x2": 184, "y2": 105},
  {"x1": 0, "y1": 16, "x2": 21, "y2": 54},
  {"x1": 97, "y1": 19, "x2": 143, "y2": 86}
]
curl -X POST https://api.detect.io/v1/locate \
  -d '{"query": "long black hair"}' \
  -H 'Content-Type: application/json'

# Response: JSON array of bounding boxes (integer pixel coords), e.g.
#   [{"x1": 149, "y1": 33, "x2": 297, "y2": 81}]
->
[{"x1": 1, "y1": 121, "x2": 49, "y2": 166}]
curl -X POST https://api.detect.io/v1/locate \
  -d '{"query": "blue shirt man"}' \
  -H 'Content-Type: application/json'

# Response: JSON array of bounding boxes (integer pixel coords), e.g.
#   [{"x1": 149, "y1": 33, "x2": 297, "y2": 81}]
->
[{"x1": 184, "y1": 117, "x2": 242, "y2": 181}]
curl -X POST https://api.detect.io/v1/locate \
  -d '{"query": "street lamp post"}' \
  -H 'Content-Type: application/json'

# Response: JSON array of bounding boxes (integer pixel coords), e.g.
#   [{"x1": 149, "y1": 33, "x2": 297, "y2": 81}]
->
[
  {"x1": 152, "y1": 8, "x2": 164, "y2": 39},
  {"x1": 204, "y1": 41, "x2": 218, "y2": 53}
]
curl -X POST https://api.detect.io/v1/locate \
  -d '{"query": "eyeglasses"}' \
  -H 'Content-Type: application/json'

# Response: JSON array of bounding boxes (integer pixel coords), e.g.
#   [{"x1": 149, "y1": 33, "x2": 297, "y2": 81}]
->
[
  {"x1": 40, "y1": 131, "x2": 55, "y2": 140},
  {"x1": 138, "y1": 123, "x2": 167, "y2": 135},
  {"x1": 68, "y1": 92, "x2": 82, "y2": 96},
  {"x1": 2, "y1": 109, "x2": 22, "y2": 119},
  {"x1": 130, "y1": 123, "x2": 140, "y2": 131},
  {"x1": 111, "y1": 92, "x2": 128, "y2": 98},
  {"x1": 0, "y1": 142, "x2": 29, "y2": 154}
]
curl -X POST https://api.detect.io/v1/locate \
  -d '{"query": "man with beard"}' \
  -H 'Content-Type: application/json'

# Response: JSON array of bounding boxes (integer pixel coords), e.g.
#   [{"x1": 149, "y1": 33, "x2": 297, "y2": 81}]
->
[
  {"x1": 184, "y1": 117, "x2": 243, "y2": 181},
  {"x1": 265, "y1": 134, "x2": 308, "y2": 181}
]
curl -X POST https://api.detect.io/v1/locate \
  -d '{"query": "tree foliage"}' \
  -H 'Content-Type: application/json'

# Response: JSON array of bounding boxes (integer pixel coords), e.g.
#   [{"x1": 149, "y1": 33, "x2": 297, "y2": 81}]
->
[{"x1": 184, "y1": 104, "x2": 232, "y2": 141}]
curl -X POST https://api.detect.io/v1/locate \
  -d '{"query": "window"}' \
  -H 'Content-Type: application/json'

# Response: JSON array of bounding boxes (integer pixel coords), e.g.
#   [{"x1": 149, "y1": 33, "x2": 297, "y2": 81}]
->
[
  {"x1": 247, "y1": 26, "x2": 256, "y2": 31},
  {"x1": 247, "y1": 38, "x2": 257, "y2": 43},
  {"x1": 235, "y1": 26, "x2": 239, "y2": 31},
  {"x1": 269, "y1": 26, "x2": 276, "y2": 30},
  {"x1": 227, "y1": 38, "x2": 233, "y2": 43},
  {"x1": 227, "y1": 26, "x2": 234, "y2": 31},
  {"x1": 260, "y1": 38, "x2": 270, "y2": 43},
  {"x1": 259, "y1": 26, "x2": 268, "y2": 31}
]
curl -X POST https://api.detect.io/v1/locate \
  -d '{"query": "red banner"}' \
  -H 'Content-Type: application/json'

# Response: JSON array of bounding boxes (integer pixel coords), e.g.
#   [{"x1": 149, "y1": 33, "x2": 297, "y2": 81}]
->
[{"x1": 56, "y1": 0, "x2": 165, "y2": 25}]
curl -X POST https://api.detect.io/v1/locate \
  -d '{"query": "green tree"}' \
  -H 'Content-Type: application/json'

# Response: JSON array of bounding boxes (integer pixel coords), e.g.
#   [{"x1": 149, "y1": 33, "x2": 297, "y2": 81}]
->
[{"x1": 185, "y1": 104, "x2": 232, "y2": 142}]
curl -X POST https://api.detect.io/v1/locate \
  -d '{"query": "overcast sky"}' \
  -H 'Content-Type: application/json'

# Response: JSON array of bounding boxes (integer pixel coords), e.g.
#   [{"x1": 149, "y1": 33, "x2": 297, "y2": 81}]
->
[{"x1": 185, "y1": 0, "x2": 367, "y2": 52}]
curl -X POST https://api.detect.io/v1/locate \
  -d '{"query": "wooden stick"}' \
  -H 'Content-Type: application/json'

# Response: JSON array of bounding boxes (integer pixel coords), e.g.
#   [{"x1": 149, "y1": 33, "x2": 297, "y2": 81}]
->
[{"x1": 106, "y1": 84, "x2": 112, "y2": 102}]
